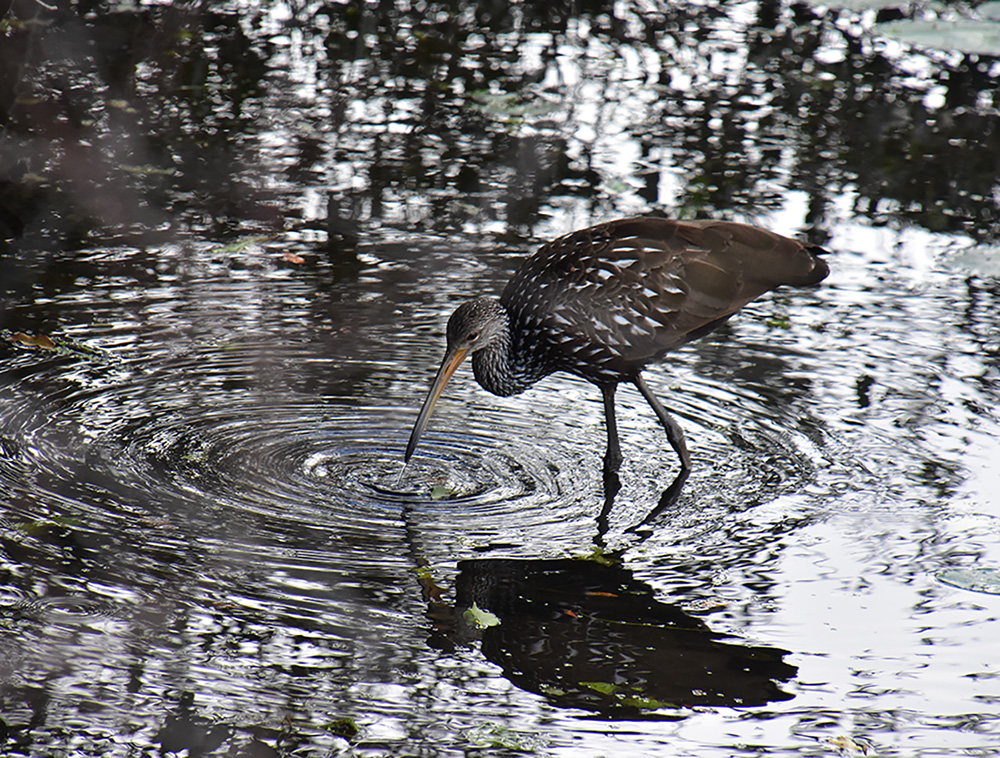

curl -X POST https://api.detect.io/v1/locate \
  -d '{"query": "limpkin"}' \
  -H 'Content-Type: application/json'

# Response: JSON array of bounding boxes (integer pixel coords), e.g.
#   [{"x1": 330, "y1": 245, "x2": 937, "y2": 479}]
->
[{"x1": 405, "y1": 216, "x2": 829, "y2": 474}]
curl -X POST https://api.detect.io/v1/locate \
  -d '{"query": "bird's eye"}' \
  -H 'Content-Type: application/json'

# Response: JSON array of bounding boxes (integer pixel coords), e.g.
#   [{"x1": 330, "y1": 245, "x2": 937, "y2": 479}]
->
[{"x1": 466, "y1": 331, "x2": 479, "y2": 341}]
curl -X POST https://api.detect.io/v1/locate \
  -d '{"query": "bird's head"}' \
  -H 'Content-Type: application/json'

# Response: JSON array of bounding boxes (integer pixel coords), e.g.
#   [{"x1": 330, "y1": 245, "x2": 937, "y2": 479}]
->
[
  {"x1": 446, "y1": 297, "x2": 508, "y2": 353},
  {"x1": 405, "y1": 297, "x2": 507, "y2": 463}
]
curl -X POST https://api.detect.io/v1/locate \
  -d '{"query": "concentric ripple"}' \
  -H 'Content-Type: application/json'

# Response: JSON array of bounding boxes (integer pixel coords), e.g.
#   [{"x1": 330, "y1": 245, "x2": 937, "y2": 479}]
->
[
  {"x1": 106, "y1": 404, "x2": 586, "y2": 524},
  {"x1": 12, "y1": 595, "x2": 123, "y2": 628},
  {"x1": 0, "y1": 343, "x2": 604, "y2": 564},
  {"x1": 0, "y1": 241, "x2": 846, "y2": 562}
]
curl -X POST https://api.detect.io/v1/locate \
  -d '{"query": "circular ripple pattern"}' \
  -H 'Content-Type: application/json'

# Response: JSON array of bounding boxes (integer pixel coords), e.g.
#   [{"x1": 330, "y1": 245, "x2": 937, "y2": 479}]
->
[
  {"x1": 16, "y1": 595, "x2": 123, "y2": 626},
  {"x1": 106, "y1": 404, "x2": 589, "y2": 526},
  {"x1": 0, "y1": 300, "x2": 851, "y2": 569},
  {"x1": 4, "y1": 212, "x2": 999, "y2": 757},
  {"x1": 0, "y1": 347, "x2": 599, "y2": 559}
]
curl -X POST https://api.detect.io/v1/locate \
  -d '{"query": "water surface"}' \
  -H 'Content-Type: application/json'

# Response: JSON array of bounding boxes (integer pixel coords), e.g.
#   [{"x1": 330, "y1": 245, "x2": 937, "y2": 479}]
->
[{"x1": 2, "y1": 1, "x2": 999, "y2": 756}]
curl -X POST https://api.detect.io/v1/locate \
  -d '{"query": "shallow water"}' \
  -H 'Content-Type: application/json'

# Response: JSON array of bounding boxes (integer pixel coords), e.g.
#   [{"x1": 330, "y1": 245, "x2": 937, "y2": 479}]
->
[
  {"x1": 2, "y1": 224, "x2": 999, "y2": 756},
  {"x1": 2, "y1": 0, "x2": 1000, "y2": 756}
]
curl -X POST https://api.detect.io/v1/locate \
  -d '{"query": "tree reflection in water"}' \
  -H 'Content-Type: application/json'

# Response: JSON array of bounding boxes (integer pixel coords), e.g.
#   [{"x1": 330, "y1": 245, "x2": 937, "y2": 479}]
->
[{"x1": 1, "y1": 0, "x2": 997, "y2": 254}]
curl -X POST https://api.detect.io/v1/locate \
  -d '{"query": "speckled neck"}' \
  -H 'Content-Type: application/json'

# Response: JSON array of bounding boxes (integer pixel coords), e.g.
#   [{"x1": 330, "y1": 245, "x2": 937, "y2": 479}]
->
[{"x1": 470, "y1": 305, "x2": 549, "y2": 397}]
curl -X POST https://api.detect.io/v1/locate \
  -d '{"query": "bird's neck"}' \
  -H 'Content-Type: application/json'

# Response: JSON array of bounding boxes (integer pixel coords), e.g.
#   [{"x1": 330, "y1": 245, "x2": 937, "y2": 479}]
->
[{"x1": 471, "y1": 305, "x2": 547, "y2": 397}]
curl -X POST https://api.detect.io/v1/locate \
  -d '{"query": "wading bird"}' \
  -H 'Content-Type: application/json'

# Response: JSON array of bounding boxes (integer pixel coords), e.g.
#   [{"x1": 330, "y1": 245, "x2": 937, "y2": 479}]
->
[{"x1": 405, "y1": 216, "x2": 829, "y2": 475}]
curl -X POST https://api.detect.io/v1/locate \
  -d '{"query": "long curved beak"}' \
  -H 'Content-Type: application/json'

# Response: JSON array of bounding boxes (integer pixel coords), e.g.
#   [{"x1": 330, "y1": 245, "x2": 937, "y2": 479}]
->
[{"x1": 405, "y1": 346, "x2": 470, "y2": 462}]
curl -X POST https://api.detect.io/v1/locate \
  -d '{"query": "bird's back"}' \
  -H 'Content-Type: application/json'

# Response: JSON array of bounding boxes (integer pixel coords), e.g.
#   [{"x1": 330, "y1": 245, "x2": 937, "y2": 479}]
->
[{"x1": 499, "y1": 216, "x2": 829, "y2": 383}]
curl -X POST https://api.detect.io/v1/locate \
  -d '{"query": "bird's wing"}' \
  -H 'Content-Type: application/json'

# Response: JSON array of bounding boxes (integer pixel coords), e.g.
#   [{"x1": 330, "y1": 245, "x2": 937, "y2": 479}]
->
[{"x1": 501, "y1": 217, "x2": 828, "y2": 368}]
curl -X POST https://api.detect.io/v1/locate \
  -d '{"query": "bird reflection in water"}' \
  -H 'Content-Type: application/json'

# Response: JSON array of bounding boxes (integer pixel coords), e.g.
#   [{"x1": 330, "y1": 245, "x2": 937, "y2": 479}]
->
[{"x1": 419, "y1": 557, "x2": 797, "y2": 715}]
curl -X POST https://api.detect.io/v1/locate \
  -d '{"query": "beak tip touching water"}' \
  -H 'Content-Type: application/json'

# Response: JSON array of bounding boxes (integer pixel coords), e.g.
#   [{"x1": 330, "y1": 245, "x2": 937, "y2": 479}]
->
[
  {"x1": 403, "y1": 431, "x2": 419, "y2": 463},
  {"x1": 403, "y1": 346, "x2": 470, "y2": 463}
]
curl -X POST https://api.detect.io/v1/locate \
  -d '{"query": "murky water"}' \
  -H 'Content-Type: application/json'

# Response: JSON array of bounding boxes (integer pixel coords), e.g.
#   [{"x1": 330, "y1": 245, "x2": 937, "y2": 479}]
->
[{"x1": 3, "y1": 0, "x2": 1000, "y2": 756}]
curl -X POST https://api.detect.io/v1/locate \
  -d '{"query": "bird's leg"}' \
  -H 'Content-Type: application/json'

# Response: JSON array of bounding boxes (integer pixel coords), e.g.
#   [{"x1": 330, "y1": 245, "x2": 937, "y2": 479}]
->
[
  {"x1": 601, "y1": 383, "x2": 623, "y2": 475},
  {"x1": 596, "y1": 466, "x2": 621, "y2": 543},
  {"x1": 633, "y1": 373, "x2": 691, "y2": 470},
  {"x1": 598, "y1": 383, "x2": 622, "y2": 535}
]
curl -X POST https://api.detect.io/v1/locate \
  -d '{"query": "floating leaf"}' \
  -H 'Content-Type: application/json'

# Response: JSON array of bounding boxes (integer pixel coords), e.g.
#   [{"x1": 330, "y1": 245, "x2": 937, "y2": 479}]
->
[
  {"x1": 538, "y1": 684, "x2": 567, "y2": 696},
  {"x1": 766, "y1": 315, "x2": 791, "y2": 329},
  {"x1": 2, "y1": 330, "x2": 119, "y2": 365},
  {"x1": 9, "y1": 332, "x2": 56, "y2": 349},
  {"x1": 282, "y1": 251, "x2": 306, "y2": 264},
  {"x1": 876, "y1": 18, "x2": 1000, "y2": 56},
  {"x1": 620, "y1": 694, "x2": 674, "y2": 709},
  {"x1": 429, "y1": 485, "x2": 455, "y2": 500},
  {"x1": 581, "y1": 681, "x2": 619, "y2": 696},
  {"x1": 937, "y1": 567, "x2": 1000, "y2": 595},
  {"x1": 574, "y1": 547, "x2": 621, "y2": 567},
  {"x1": 16, "y1": 516, "x2": 84, "y2": 537},
  {"x1": 940, "y1": 243, "x2": 1000, "y2": 277},
  {"x1": 463, "y1": 603, "x2": 500, "y2": 629},
  {"x1": 581, "y1": 681, "x2": 678, "y2": 710},
  {"x1": 414, "y1": 565, "x2": 436, "y2": 581},
  {"x1": 825, "y1": 734, "x2": 876, "y2": 756},
  {"x1": 415, "y1": 565, "x2": 446, "y2": 603},
  {"x1": 325, "y1": 717, "x2": 359, "y2": 741},
  {"x1": 685, "y1": 596, "x2": 728, "y2": 612}
]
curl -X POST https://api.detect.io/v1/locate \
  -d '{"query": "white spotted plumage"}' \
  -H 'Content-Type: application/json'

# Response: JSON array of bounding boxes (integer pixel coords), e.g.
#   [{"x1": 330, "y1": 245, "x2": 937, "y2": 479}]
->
[{"x1": 406, "y1": 216, "x2": 830, "y2": 473}]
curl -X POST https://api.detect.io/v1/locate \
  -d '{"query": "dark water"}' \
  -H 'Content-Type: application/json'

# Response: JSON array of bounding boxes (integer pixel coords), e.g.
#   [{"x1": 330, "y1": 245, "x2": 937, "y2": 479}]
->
[{"x1": 2, "y1": 1, "x2": 1000, "y2": 756}]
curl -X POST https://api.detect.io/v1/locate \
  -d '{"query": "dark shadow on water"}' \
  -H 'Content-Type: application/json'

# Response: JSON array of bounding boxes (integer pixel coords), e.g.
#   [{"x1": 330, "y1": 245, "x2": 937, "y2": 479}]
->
[
  {"x1": 421, "y1": 557, "x2": 797, "y2": 716},
  {"x1": 155, "y1": 692, "x2": 234, "y2": 758}
]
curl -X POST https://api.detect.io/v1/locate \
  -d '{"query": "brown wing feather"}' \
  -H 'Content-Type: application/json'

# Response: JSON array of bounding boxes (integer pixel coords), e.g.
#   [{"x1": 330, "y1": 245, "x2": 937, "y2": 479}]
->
[{"x1": 500, "y1": 217, "x2": 828, "y2": 376}]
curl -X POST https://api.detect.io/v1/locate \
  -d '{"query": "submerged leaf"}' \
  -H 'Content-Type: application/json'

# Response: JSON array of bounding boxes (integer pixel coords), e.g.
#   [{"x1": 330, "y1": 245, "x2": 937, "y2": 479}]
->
[
  {"x1": 467, "y1": 724, "x2": 543, "y2": 751},
  {"x1": 211, "y1": 235, "x2": 276, "y2": 255}
]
